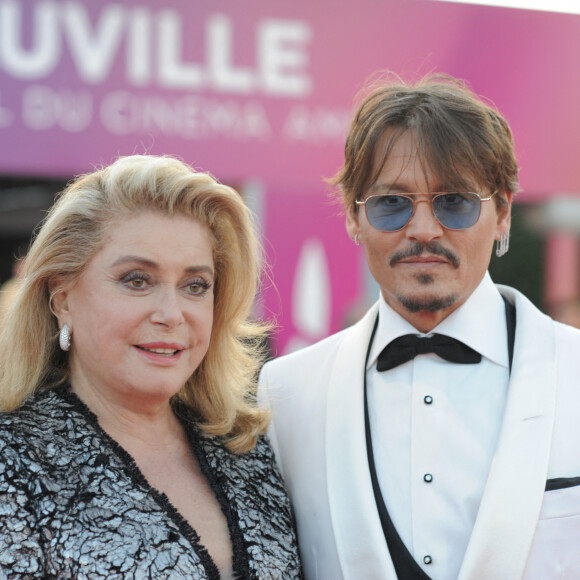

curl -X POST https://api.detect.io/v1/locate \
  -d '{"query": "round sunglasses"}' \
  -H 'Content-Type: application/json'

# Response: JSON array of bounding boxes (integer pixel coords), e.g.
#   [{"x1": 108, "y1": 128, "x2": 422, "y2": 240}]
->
[{"x1": 355, "y1": 192, "x2": 496, "y2": 232}]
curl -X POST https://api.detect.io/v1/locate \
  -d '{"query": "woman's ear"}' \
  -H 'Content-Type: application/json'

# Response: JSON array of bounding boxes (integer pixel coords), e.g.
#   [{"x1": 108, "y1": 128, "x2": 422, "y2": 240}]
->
[{"x1": 49, "y1": 277, "x2": 73, "y2": 320}]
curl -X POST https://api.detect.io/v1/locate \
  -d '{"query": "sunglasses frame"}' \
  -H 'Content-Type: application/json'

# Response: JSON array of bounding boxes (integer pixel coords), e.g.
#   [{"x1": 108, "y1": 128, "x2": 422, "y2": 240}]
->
[{"x1": 355, "y1": 191, "x2": 497, "y2": 232}]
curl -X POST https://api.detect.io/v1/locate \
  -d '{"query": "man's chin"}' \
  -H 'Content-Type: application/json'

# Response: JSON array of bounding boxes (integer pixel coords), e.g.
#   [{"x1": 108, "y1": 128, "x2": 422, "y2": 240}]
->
[{"x1": 397, "y1": 293, "x2": 458, "y2": 314}]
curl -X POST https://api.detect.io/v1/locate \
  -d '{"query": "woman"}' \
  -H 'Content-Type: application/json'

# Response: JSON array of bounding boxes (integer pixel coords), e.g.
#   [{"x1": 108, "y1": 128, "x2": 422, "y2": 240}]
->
[{"x1": 0, "y1": 155, "x2": 302, "y2": 579}]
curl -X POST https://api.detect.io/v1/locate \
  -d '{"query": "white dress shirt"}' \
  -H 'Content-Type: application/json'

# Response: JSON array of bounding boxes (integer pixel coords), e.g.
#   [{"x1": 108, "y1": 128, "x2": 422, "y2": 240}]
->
[{"x1": 366, "y1": 272, "x2": 510, "y2": 580}]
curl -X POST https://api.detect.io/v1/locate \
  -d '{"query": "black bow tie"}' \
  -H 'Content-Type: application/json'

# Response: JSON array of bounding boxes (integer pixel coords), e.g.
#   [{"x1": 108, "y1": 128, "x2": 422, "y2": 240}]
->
[{"x1": 376, "y1": 333, "x2": 482, "y2": 371}]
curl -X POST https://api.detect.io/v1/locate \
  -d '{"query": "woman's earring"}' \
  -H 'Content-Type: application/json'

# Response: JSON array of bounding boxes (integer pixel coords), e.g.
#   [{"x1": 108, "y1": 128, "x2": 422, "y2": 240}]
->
[
  {"x1": 354, "y1": 234, "x2": 360, "y2": 246},
  {"x1": 59, "y1": 324, "x2": 72, "y2": 352},
  {"x1": 496, "y1": 232, "x2": 510, "y2": 258}
]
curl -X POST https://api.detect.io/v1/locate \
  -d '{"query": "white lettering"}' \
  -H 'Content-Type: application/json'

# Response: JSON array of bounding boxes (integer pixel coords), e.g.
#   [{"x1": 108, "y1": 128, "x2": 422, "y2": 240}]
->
[
  {"x1": 236, "y1": 101, "x2": 271, "y2": 138},
  {"x1": 100, "y1": 91, "x2": 271, "y2": 140},
  {"x1": 283, "y1": 105, "x2": 350, "y2": 142},
  {"x1": 0, "y1": 0, "x2": 60, "y2": 79},
  {"x1": 0, "y1": 1, "x2": 313, "y2": 97},
  {"x1": 179, "y1": 96, "x2": 203, "y2": 138},
  {"x1": 203, "y1": 99, "x2": 270, "y2": 138},
  {"x1": 157, "y1": 9, "x2": 204, "y2": 89},
  {"x1": 62, "y1": 3, "x2": 125, "y2": 84},
  {"x1": 57, "y1": 89, "x2": 93, "y2": 131},
  {"x1": 100, "y1": 90, "x2": 134, "y2": 135},
  {"x1": 199, "y1": 99, "x2": 239, "y2": 136},
  {"x1": 127, "y1": 7, "x2": 151, "y2": 86},
  {"x1": 22, "y1": 85, "x2": 55, "y2": 130},
  {"x1": 22, "y1": 85, "x2": 92, "y2": 131},
  {"x1": 259, "y1": 20, "x2": 312, "y2": 97},
  {"x1": 208, "y1": 14, "x2": 254, "y2": 94},
  {"x1": 141, "y1": 95, "x2": 181, "y2": 134}
]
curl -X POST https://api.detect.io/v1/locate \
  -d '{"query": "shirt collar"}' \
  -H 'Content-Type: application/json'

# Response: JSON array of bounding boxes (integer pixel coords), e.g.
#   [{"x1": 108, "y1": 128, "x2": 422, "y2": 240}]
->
[{"x1": 367, "y1": 271, "x2": 509, "y2": 370}]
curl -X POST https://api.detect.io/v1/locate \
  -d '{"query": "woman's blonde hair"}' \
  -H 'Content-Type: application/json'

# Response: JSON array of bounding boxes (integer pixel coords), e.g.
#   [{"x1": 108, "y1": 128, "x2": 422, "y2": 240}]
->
[{"x1": 0, "y1": 155, "x2": 271, "y2": 453}]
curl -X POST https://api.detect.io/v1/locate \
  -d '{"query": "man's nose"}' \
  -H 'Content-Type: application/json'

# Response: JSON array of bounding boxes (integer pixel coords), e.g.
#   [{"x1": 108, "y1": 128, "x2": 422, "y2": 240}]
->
[{"x1": 404, "y1": 198, "x2": 444, "y2": 242}]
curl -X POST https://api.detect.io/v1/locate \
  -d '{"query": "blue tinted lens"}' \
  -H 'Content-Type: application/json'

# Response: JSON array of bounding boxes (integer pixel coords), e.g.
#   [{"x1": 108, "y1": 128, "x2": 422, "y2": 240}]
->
[
  {"x1": 365, "y1": 195, "x2": 414, "y2": 231},
  {"x1": 433, "y1": 193, "x2": 481, "y2": 229}
]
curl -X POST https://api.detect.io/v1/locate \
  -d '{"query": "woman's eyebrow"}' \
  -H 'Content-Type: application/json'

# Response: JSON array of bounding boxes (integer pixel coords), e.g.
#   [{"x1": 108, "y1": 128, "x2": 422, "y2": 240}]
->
[
  {"x1": 110, "y1": 256, "x2": 214, "y2": 278},
  {"x1": 110, "y1": 255, "x2": 157, "y2": 269}
]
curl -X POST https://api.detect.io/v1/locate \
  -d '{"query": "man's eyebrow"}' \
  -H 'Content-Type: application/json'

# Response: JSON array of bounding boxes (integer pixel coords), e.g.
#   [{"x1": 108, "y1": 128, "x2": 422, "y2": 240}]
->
[
  {"x1": 370, "y1": 182, "x2": 410, "y2": 194},
  {"x1": 369, "y1": 179, "x2": 473, "y2": 194}
]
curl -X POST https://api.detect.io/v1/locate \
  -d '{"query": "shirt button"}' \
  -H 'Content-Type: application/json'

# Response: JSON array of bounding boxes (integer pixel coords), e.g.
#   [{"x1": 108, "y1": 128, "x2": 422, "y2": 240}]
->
[
  {"x1": 423, "y1": 555, "x2": 433, "y2": 565},
  {"x1": 424, "y1": 395, "x2": 433, "y2": 404},
  {"x1": 424, "y1": 473, "x2": 433, "y2": 483}
]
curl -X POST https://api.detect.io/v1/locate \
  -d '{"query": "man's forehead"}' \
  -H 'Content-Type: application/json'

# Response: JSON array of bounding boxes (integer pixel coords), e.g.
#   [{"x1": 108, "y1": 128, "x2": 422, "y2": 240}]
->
[
  {"x1": 370, "y1": 171, "x2": 483, "y2": 194},
  {"x1": 372, "y1": 137, "x2": 483, "y2": 193}
]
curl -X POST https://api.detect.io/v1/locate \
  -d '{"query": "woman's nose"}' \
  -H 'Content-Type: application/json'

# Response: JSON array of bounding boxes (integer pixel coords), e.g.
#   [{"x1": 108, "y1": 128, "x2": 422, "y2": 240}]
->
[{"x1": 149, "y1": 288, "x2": 185, "y2": 328}]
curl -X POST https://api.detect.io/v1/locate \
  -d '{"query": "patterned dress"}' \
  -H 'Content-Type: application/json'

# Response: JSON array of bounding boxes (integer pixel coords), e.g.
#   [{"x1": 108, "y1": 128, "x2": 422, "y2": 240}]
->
[{"x1": 0, "y1": 387, "x2": 302, "y2": 579}]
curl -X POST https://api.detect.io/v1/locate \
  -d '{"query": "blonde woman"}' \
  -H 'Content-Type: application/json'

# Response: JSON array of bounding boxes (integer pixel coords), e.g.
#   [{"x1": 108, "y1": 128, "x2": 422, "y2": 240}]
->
[{"x1": 0, "y1": 155, "x2": 301, "y2": 579}]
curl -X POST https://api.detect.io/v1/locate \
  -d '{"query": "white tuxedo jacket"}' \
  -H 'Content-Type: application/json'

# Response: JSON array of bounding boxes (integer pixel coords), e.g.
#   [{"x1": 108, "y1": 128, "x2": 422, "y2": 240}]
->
[{"x1": 259, "y1": 285, "x2": 580, "y2": 579}]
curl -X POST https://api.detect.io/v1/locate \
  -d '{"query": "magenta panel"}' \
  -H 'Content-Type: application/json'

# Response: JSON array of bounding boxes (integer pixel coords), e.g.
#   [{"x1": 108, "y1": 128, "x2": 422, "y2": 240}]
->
[
  {"x1": 1, "y1": 0, "x2": 579, "y2": 197},
  {"x1": 262, "y1": 187, "x2": 362, "y2": 355},
  {"x1": 2, "y1": 0, "x2": 580, "y2": 349}
]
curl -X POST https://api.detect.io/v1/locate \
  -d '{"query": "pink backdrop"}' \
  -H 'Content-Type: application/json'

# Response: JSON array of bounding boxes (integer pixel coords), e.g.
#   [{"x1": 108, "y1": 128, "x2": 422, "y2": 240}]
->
[
  {"x1": 1, "y1": 0, "x2": 579, "y2": 352},
  {"x1": 262, "y1": 188, "x2": 361, "y2": 354}
]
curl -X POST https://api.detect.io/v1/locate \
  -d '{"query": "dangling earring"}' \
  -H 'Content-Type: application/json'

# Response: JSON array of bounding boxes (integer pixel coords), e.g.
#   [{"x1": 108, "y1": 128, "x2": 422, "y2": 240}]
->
[
  {"x1": 496, "y1": 232, "x2": 510, "y2": 258},
  {"x1": 354, "y1": 234, "x2": 360, "y2": 246},
  {"x1": 59, "y1": 324, "x2": 72, "y2": 352}
]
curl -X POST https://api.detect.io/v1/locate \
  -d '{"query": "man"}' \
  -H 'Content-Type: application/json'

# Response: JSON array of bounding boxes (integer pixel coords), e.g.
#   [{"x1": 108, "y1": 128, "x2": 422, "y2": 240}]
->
[{"x1": 259, "y1": 74, "x2": 580, "y2": 580}]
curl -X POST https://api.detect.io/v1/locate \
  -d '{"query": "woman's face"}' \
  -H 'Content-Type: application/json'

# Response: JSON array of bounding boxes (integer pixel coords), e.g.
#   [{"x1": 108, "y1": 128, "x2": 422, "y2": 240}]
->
[{"x1": 58, "y1": 212, "x2": 215, "y2": 410}]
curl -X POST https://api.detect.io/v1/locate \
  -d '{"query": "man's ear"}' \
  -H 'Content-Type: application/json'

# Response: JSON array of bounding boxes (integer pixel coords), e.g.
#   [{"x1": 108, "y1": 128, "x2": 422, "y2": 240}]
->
[
  {"x1": 495, "y1": 191, "x2": 513, "y2": 240},
  {"x1": 346, "y1": 205, "x2": 360, "y2": 242}
]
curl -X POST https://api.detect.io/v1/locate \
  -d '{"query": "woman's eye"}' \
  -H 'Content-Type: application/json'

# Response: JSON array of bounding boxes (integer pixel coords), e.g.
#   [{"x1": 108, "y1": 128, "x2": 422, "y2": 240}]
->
[
  {"x1": 120, "y1": 271, "x2": 151, "y2": 290},
  {"x1": 187, "y1": 279, "x2": 211, "y2": 296}
]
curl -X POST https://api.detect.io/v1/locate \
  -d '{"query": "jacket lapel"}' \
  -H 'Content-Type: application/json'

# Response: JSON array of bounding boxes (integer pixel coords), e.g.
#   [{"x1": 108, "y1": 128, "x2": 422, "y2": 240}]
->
[
  {"x1": 459, "y1": 286, "x2": 557, "y2": 579},
  {"x1": 325, "y1": 303, "x2": 398, "y2": 579}
]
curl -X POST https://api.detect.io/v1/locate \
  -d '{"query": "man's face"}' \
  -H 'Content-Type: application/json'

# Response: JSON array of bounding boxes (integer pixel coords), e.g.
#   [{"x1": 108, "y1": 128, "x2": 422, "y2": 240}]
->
[{"x1": 346, "y1": 131, "x2": 512, "y2": 332}]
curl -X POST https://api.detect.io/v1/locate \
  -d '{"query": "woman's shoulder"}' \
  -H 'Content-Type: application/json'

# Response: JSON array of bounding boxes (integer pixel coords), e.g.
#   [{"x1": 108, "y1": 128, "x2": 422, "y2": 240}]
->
[
  {"x1": 0, "y1": 386, "x2": 72, "y2": 430},
  {"x1": 0, "y1": 387, "x2": 95, "y2": 469},
  {"x1": 0, "y1": 390, "x2": 62, "y2": 488},
  {"x1": 0, "y1": 389, "x2": 51, "y2": 438}
]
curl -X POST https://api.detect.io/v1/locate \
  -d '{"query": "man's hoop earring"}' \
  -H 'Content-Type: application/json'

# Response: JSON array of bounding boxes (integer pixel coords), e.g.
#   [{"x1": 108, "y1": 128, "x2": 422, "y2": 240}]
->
[
  {"x1": 354, "y1": 234, "x2": 360, "y2": 246},
  {"x1": 59, "y1": 324, "x2": 72, "y2": 352},
  {"x1": 496, "y1": 232, "x2": 509, "y2": 258}
]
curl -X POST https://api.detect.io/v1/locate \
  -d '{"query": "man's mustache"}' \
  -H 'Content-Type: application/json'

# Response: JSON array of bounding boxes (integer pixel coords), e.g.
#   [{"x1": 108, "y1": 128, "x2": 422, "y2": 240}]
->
[{"x1": 390, "y1": 242, "x2": 460, "y2": 269}]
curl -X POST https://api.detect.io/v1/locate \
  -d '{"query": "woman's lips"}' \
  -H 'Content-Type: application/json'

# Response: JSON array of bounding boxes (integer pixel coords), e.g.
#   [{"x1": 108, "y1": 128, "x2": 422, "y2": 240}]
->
[{"x1": 134, "y1": 342, "x2": 185, "y2": 361}]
